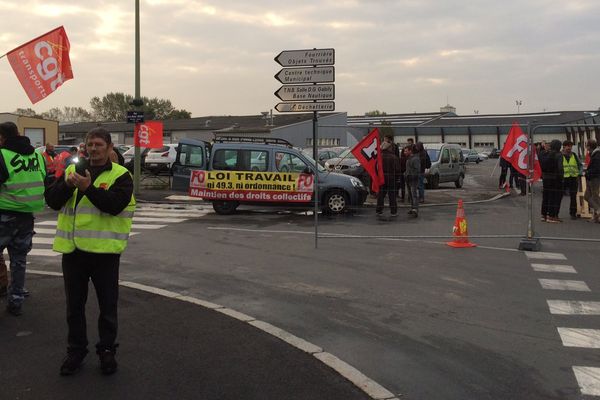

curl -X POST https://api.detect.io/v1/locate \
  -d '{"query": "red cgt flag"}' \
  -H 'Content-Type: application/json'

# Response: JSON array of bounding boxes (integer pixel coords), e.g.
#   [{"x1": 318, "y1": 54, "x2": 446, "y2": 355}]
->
[
  {"x1": 134, "y1": 121, "x2": 164, "y2": 149},
  {"x1": 6, "y1": 26, "x2": 73, "y2": 104},
  {"x1": 500, "y1": 121, "x2": 542, "y2": 182},
  {"x1": 351, "y1": 128, "x2": 385, "y2": 193}
]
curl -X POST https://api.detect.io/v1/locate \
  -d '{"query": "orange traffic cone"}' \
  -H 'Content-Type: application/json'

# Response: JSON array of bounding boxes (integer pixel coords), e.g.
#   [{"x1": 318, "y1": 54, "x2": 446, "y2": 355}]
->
[{"x1": 447, "y1": 199, "x2": 477, "y2": 248}]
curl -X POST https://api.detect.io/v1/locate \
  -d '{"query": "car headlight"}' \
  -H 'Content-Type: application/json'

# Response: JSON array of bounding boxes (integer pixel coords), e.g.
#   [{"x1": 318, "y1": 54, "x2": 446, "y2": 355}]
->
[
  {"x1": 350, "y1": 162, "x2": 361, "y2": 168},
  {"x1": 350, "y1": 178, "x2": 364, "y2": 188}
]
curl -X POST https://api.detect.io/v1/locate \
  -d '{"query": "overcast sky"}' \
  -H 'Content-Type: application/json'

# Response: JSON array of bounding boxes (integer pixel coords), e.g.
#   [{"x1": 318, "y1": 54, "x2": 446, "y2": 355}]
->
[{"x1": 1, "y1": 0, "x2": 598, "y2": 118}]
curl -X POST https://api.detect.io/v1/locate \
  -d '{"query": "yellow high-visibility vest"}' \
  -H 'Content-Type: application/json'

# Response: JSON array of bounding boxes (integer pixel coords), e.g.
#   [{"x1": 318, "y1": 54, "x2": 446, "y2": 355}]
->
[{"x1": 53, "y1": 163, "x2": 135, "y2": 254}]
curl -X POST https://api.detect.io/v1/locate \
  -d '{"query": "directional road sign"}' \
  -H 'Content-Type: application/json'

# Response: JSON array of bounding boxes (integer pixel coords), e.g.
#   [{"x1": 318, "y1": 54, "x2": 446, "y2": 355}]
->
[
  {"x1": 274, "y1": 48, "x2": 335, "y2": 67},
  {"x1": 274, "y1": 84, "x2": 335, "y2": 102},
  {"x1": 275, "y1": 102, "x2": 335, "y2": 113},
  {"x1": 274, "y1": 66, "x2": 335, "y2": 84}
]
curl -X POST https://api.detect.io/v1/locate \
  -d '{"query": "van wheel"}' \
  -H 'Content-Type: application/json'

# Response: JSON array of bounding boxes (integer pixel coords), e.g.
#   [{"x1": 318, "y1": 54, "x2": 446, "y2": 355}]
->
[
  {"x1": 429, "y1": 174, "x2": 440, "y2": 189},
  {"x1": 323, "y1": 190, "x2": 348, "y2": 214},
  {"x1": 212, "y1": 201, "x2": 239, "y2": 215},
  {"x1": 455, "y1": 174, "x2": 464, "y2": 188}
]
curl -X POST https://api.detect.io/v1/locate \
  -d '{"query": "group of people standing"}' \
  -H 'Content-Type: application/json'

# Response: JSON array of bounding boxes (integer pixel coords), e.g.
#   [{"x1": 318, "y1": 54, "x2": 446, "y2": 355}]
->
[
  {"x1": 376, "y1": 134, "x2": 431, "y2": 218},
  {"x1": 1, "y1": 123, "x2": 135, "y2": 376},
  {"x1": 538, "y1": 138, "x2": 600, "y2": 223}
]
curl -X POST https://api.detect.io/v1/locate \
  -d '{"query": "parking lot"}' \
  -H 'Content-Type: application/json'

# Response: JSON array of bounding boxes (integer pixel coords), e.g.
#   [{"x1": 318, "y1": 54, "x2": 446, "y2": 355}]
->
[{"x1": 11, "y1": 160, "x2": 600, "y2": 400}]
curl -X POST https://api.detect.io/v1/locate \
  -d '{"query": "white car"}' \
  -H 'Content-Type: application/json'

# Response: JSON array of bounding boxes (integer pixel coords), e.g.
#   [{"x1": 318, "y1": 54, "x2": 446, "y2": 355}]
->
[{"x1": 144, "y1": 144, "x2": 178, "y2": 173}]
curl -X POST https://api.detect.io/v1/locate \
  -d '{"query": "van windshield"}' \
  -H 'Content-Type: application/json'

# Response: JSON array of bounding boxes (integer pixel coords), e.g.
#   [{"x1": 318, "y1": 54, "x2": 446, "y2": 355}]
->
[{"x1": 427, "y1": 149, "x2": 440, "y2": 162}]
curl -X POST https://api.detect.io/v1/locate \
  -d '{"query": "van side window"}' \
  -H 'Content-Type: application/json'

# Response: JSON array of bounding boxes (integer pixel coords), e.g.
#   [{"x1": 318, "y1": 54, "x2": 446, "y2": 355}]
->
[
  {"x1": 441, "y1": 149, "x2": 450, "y2": 164},
  {"x1": 213, "y1": 149, "x2": 268, "y2": 171},
  {"x1": 276, "y1": 152, "x2": 307, "y2": 173},
  {"x1": 450, "y1": 149, "x2": 460, "y2": 163},
  {"x1": 178, "y1": 144, "x2": 204, "y2": 167}
]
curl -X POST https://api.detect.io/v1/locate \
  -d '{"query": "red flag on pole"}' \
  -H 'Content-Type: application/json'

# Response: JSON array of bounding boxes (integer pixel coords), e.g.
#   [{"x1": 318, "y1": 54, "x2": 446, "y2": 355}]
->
[
  {"x1": 134, "y1": 121, "x2": 164, "y2": 148},
  {"x1": 6, "y1": 26, "x2": 73, "y2": 104},
  {"x1": 351, "y1": 128, "x2": 385, "y2": 193},
  {"x1": 500, "y1": 122, "x2": 541, "y2": 182}
]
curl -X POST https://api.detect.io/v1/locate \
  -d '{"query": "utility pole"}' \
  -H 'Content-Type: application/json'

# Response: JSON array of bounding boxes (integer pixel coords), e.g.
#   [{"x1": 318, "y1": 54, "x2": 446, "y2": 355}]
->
[{"x1": 133, "y1": 0, "x2": 142, "y2": 195}]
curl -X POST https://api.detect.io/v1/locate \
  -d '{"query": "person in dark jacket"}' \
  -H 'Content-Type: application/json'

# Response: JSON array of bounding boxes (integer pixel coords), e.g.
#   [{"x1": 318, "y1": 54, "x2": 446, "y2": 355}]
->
[
  {"x1": 584, "y1": 139, "x2": 600, "y2": 223},
  {"x1": 541, "y1": 139, "x2": 564, "y2": 223},
  {"x1": 0, "y1": 122, "x2": 46, "y2": 315},
  {"x1": 499, "y1": 156, "x2": 511, "y2": 189},
  {"x1": 405, "y1": 145, "x2": 421, "y2": 216},
  {"x1": 376, "y1": 140, "x2": 401, "y2": 217},
  {"x1": 398, "y1": 145, "x2": 410, "y2": 201},
  {"x1": 415, "y1": 142, "x2": 431, "y2": 203},
  {"x1": 45, "y1": 128, "x2": 134, "y2": 376}
]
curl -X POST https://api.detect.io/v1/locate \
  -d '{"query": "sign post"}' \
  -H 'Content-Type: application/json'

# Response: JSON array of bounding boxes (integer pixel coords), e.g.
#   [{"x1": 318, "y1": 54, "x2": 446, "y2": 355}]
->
[{"x1": 274, "y1": 48, "x2": 335, "y2": 249}]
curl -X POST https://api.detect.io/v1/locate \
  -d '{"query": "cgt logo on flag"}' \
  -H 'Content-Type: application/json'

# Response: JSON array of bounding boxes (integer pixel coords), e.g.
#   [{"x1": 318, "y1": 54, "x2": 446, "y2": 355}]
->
[
  {"x1": 6, "y1": 26, "x2": 73, "y2": 104},
  {"x1": 134, "y1": 121, "x2": 164, "y2": 149}
]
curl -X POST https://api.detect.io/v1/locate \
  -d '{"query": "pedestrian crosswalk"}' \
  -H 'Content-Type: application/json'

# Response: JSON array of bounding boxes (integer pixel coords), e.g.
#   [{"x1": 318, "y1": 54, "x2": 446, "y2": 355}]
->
[
  {"x1": 30, "y1": 203, "x2": 210, "y2": 258},
  {"x1": 526, "y1": 251, "x2": 600, "y2": 397}
]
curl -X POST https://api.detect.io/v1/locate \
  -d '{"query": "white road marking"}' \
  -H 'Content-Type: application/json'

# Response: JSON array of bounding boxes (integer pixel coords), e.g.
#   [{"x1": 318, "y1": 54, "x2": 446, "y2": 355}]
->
[
  {"x1": 164, "y1": 195, "x2": 204, "y2": 201},
  {"x1": 34, "y1": 228, "x2": 56, "y2": 235},
  {"x1": 573, "y1": 366, "x2": 600, "y2": 396},
  {"x1": 28, "y1": 249, "x2": 59, "y2": 257},
  {"x1": 37, "y1": 220, "x2": 57, "y2": 226},
  {"x1": 548, "y1": 300, "x2": 600, "y2": 315},
  {"x1": 525, "y1": 251, "x2": 567, "y2": 260},
  {"x1": 249, "y1": 321, "x2": 323, "y2": 354},
  {"x1": 133, "y1": 217, "x2": 187, "y2": 223},
  {"x1": 531, "y1": 263, "x2": 577, "y2": 274},
  {"x1": 558, "y1": 328, "x2": 600, "y2": 348},
  {"x1": 131, "y1": 224, "x2": 167, "y2": 230},
  {"x1": 135, "y1": 211, "x2": 208, "y2": 218},
  {"x1": 539, "y1": 279, "x2": 590, "y2": 292},
  {"x1": 32, "y1": 237, "x2": 54, "y2": 245}
]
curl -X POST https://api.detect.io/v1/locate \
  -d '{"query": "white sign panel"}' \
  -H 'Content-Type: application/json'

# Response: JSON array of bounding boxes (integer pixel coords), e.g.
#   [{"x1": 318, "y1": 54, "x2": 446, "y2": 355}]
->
[
  {"x1": 275, "y1": 102, "x2": 335, "y2": 112},
  {"x1": 274, "y1": 49, "x2": 335, "y2": 67},
  {"x1": 274, "y1": 84, "x2": 335, "y2": 101},
  {"x1": 274, "y1": 66, "x2": 335, "y2": 84}
]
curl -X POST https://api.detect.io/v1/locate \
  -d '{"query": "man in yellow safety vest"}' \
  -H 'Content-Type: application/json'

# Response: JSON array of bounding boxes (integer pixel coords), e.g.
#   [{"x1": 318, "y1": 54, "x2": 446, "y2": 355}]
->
[
  {"x1": 45, "y1": 127, "x2": 135, "y2": 376},
  {"x1": 562, "y1": 140, "x2": 583, "y2": 219},
  {"x1": 0, "y1": 122, "x2": 46, "y2": 316}
]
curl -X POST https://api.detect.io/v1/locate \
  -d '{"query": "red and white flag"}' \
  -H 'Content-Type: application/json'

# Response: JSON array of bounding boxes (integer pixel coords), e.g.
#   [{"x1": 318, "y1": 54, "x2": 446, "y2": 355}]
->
[
  {"x1": 6, "y1": 26, "x2": 73, "y2": 104},
  {"x1": 500, "y1": 122, "x2": 542, "y2": 182},
  {"x1": 351, "y1": 128, "x2": 385, "y2": 193},
  {"x1": 134, "y1": 121, "x2": 164, "y2": 148}
]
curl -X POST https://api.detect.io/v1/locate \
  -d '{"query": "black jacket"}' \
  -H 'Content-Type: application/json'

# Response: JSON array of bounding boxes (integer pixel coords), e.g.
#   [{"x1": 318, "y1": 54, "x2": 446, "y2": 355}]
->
[
  {"x1": 541, "y1": 150, "x2": 563, "y2": 181},
  {"x1": 0, "y1": 135, "x2": 38, "y2": 185},
  {"x1": 44, "y1": 159, "x2": 133, "y2": 216},
  {"x1": 381, "y1": 147, "x2": 401, "y2": 185},
  {"x1": 587, "y1": 149, "x2": 600, "y2": 181}
]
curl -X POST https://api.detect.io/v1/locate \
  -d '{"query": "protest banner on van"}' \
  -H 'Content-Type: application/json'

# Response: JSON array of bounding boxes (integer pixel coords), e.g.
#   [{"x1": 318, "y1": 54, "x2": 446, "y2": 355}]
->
[{"x1": 188, "y1": 170, "x2": 314, "y2": 202}]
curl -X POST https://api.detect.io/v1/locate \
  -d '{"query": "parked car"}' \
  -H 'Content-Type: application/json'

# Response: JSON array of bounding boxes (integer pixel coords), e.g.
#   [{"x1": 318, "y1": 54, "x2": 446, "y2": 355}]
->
[
  {"x1": 115, "y1": 144, "x2": 132, "y2": 154},
  {"x1": 462, "y1": 149, "x2": 482, "y2": 164},
  {"x1": 424, "y1": 143, "x2": 466, "y2": 189},
  {"x1": 171, "y1": 137, "x2": 368, "y2": 215},
  {"x1": 301, "y1": 148, "x2": 341, "y2": 167},
  {"x1": 487, "y1": 148, "x2": 501, "y2": 158},
  {"x1": 144, "y1": 144, "x2": 178, "y2": 174},
  {"x1": 324, "y1": 148, "x2": 373, "y2": 192},
  {"x1": 35, "y1": 145, "x2": 76, "y2": 155},
  {"x1": 123, "y1": 147, "x2": 151, "y2": 172},
  {"x1": 477, "y1": 152, "x2": 489, "y2": 160}
]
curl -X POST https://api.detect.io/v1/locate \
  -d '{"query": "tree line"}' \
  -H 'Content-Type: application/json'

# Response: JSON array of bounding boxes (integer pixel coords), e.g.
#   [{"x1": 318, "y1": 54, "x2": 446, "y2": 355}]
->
[{"x1": 14, "y1": 92, "x2": 192, "y2": 123}]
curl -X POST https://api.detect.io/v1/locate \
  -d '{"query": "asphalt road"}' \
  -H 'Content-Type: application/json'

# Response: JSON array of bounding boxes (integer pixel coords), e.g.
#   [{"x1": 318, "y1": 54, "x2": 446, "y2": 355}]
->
[{"x1": 22, "y1": 160, "x2": 600, "y2": 399}]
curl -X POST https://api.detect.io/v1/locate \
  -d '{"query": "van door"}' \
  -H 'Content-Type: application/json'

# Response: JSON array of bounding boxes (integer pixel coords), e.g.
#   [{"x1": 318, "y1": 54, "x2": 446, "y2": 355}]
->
[
  {"x1": 171, "y1": 138, "x2": 207, "y2": 191},
  {"x1": 448, "y1": 148, "x2": 461, "y2": 182},
  {"x1": 439, "y1": 148, "x2": 451, "y2": 182}
]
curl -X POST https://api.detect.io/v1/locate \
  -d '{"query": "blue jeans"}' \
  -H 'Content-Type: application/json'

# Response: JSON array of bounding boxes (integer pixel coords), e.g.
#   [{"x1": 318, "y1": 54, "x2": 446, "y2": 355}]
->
[
  {"x1": 0, "y1": 212, "x2": 34, "y2": 306},
  {"x1": 418, "y1": 174, "x2": 425, "y2": 200}
]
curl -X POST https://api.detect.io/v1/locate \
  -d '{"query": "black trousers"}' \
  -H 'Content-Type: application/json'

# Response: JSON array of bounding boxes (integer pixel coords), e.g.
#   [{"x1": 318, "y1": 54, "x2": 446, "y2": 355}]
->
[
  {"x1": 563, "y1": 177, "x2": 578, "y2": 217},
  {"x1": 542, "y1": 178, "x2": 563, "y2": 218},
  {"x1": 398, "y1": 175, "x2": 406, "y2": 199},
  {"x1": 376, "y1": 182, "x2": 398, "y2": 214},
  {"x1": 62, "y1": 249, "x2": 120, "y2": 352}
]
